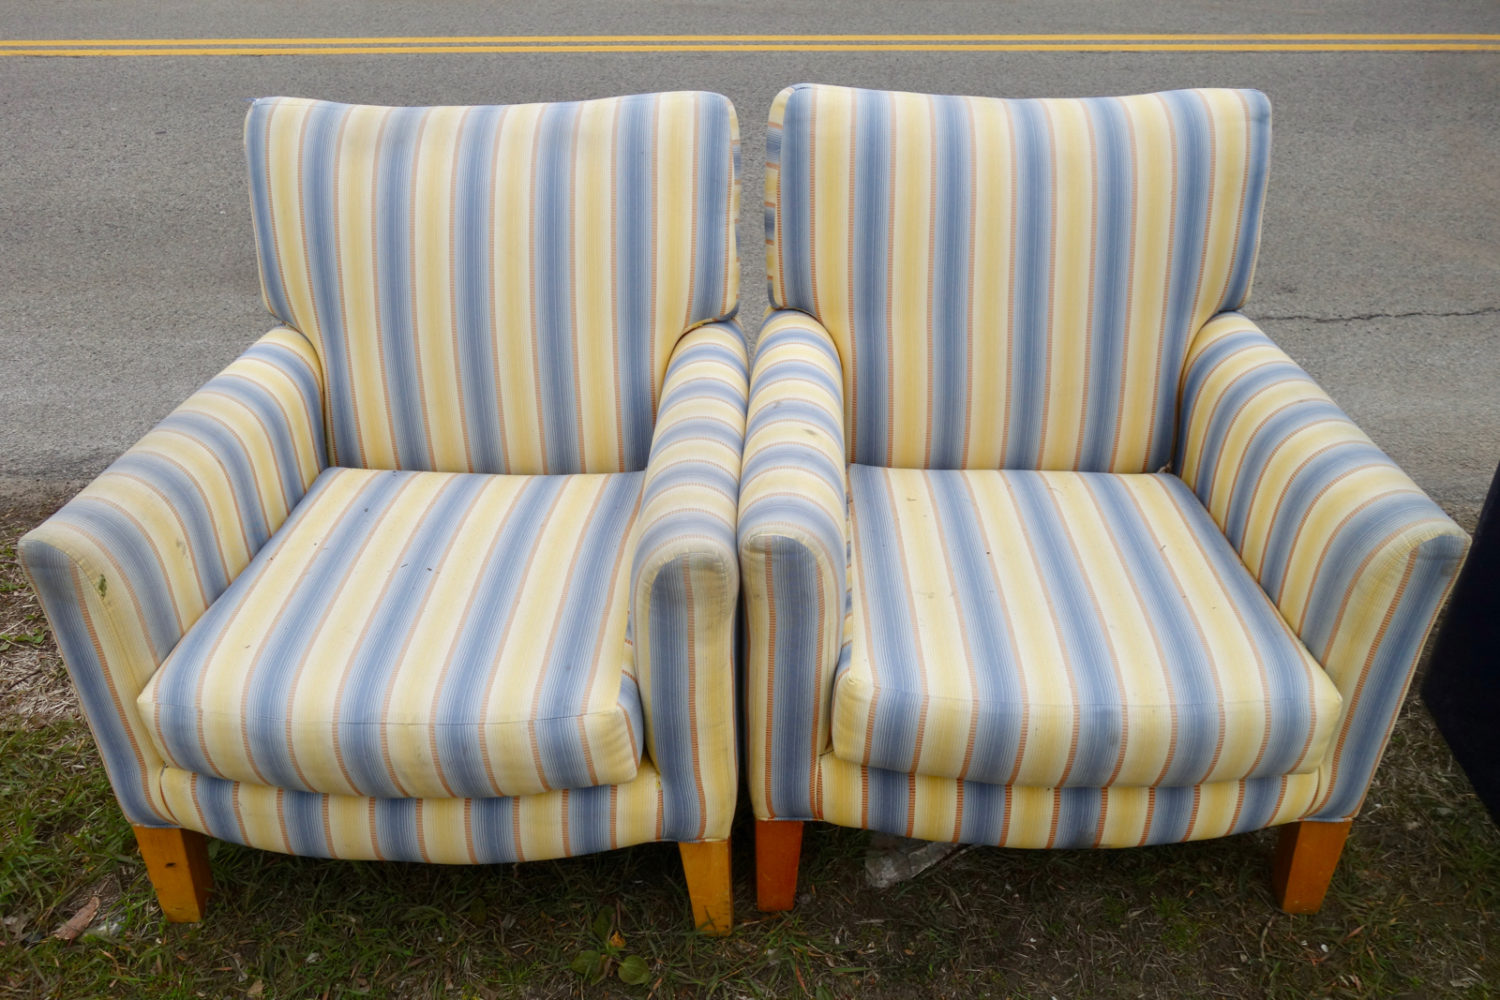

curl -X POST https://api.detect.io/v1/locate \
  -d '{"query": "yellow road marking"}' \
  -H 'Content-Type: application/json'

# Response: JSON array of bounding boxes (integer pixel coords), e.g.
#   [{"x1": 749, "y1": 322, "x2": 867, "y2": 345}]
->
[
  {"x1": 3, "y1": 34, "x2": 1499, "y2": 56},
  {"x1": 4, "y1": 33, "x2": 1500, "y2": 45}
]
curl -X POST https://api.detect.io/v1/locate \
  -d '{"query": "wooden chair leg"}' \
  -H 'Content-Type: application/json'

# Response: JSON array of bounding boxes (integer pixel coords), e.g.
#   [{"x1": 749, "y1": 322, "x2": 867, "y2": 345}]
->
[
  {"x1": 1271, "y1": 819, "x2": 1352, "y2": 914},
  {"x1": 678, "y1": 840, "x2": 732, "y2": 936},
  {"x1": 133, "y1": 826, "x2": 212, "y2": 923},
  {"x1": 755, "y1": 819, "x2": 803, "y2": 912}
]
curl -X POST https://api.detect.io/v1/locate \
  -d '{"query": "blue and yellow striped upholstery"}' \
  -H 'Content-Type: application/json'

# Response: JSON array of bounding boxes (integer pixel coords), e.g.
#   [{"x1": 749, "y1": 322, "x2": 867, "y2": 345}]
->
[
  {"x1": 627, "y1": 322, "x2": 749, "y2": 842},
  {"x1": 835, "y1": 467, "x2": 1342, "y2": 788},
  {"x1": 139, "y1": 466, "x2": 647, "y2": 800},
  {"x1": 21, "y1": 329, "x2": 325, "y2": 826},
  {"x1": 738, "y1": 313, "x2": 849, "y2": 820},
  {"x1": 744, "y1": 85, "x2": 1468, "y2": 852},
  {"x1": 23, "y1": 92, "x2": 748, "y2": 866},
  {"x1": 147, "y1": 321, "x2": 749, "y2": 862},
  {"x1": 155, "y1": 759, "x2": 670, "y2": 863},
  {"x1": 766, "y1": 84, "x2": 1268, "y2": 472},
  {"x1": 816, "y1": 759, "x2": 1323, "y2": 849},
  {"x1": 1178, "y1": 314, "x2": 1468, "y2": 818},
  {"x1": 248, "y1": 92, "x2": 739, "y2": 475}
]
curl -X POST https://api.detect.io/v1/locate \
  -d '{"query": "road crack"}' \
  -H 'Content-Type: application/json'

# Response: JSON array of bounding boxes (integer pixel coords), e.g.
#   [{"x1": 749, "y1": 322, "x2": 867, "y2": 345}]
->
[{"x1": 1256, "y1": 306, "x2": 1500, "y2": 325}]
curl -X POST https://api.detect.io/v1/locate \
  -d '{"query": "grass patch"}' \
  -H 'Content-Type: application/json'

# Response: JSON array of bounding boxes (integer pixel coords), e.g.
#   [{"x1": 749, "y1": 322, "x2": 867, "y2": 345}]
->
[{"x1": 2, "y1": 500, "x2": 1497, "y2": 998}]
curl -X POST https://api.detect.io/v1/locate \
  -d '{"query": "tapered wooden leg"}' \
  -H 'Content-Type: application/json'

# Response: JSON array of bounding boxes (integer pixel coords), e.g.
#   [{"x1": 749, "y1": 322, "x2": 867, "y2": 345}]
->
[
  {"x1": 133, "y1": 826, "x2": 212, "y2": 923},
  {"x1": 755, "y1": 819, "x2": 803, "y2": 912},
  {"x1": 678, "y1": 840, "x2": 732, "y2": 936},
  {"x1": 1271, "y1": 820, "x2": 1352, "y2": 914}
]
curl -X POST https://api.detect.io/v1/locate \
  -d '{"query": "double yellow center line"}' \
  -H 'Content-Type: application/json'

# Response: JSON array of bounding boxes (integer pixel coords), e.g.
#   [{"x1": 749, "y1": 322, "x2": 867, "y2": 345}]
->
[{"x1": 4, "y1": 33, "x2": 1500, "y2": 57}]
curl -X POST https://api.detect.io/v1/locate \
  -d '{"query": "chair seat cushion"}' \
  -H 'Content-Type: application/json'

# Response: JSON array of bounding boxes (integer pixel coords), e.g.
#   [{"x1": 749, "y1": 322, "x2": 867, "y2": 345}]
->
[
  {"x1": 139, "y1": 467, "x2": 646, "y2": 799},
  {"x1": 832, "y1": 467, "x2": 1343, "y2": 788}
]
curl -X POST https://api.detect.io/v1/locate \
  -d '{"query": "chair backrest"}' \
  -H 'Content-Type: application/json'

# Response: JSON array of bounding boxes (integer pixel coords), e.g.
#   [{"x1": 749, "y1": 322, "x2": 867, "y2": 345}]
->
[
  {"x1": 247, "y1": 92, "x2": 739, "y2": 475},
  {"x1": 766, "y1": 84, "x2": 1270, "y2": 472}
]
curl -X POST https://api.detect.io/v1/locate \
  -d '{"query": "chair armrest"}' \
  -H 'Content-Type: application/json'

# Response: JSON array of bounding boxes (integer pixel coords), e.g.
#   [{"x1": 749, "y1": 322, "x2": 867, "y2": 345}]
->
[
  {"x1": 20, "y1": 327, "x2": 326, "y2": 825},
  {"x1": 630, "y1": 321, "x2": 748, "y2": 842},
  {"x1": 1177, "y1": 313, "x2": 1469, "y2": 820},
  {"x1": 737, "y1": 311, "x2": 849, "y2": 820}
]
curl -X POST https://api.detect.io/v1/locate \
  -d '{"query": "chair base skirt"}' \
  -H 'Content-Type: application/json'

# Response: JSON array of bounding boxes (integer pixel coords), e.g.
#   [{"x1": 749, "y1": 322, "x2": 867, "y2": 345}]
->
[
  {"x1": 146, "y1": 763, "x2": 733, "y2": 931},
  {"x1": 155, "y1": 763, "x2": 684, "y2": 864},
  {"x1": 132, "y1": 821, "x2": 735, "y2": 932},
  {"x1": 133, "y1": 825, "x2": 212, "y2": 922}
]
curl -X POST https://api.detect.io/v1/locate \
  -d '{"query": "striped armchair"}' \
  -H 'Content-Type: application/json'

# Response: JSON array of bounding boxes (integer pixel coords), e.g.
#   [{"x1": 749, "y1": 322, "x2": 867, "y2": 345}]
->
[
  {"x1": 741, "y1": 84, "x2": 1468, "y2": 914},
  {"x1": 22, "y1": 92, "x2": 747, "y2": 933}
]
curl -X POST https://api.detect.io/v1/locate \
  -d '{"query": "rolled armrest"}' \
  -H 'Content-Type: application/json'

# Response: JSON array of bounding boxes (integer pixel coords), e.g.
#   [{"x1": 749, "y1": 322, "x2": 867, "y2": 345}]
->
[
  {"x1": 738, "y1": 311, "x2": 849, "y2": 820},
  {"x1": 1177, "y1": 313, "x2": 1468, "y2": 820},
  {"x1": 630, "y1": 321, "x2": 748, "y2": 842},
  {"x1": 20, "y1": 327, "x2": 326, "y2": 825}
]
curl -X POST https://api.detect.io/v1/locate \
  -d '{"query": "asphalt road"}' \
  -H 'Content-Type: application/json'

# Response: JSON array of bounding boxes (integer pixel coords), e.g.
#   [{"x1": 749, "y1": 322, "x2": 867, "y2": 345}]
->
[{"x1": 3, "y1": 1, "x2": 1498, "y2": 527}]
